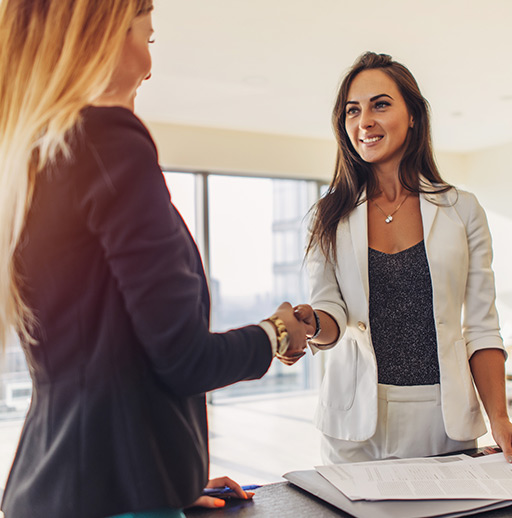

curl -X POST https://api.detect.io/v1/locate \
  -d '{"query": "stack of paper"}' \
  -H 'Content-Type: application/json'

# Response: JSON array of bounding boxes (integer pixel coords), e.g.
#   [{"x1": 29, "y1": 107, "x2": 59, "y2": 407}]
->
[{"x1": 284, "y1": 454, "x2": 512, "y2": 518}]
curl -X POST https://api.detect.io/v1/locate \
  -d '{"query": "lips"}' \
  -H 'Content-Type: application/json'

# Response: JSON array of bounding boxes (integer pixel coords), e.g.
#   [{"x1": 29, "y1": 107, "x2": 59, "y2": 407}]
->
[{"x1": 360, "y1": 136, "x2": 383, "y2": 144}]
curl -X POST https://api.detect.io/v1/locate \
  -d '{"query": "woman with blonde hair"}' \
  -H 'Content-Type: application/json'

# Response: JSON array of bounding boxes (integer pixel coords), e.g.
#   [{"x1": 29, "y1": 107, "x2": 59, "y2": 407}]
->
[{"x1": 0, "y1": 1, "x2": 311, "y2": 517}]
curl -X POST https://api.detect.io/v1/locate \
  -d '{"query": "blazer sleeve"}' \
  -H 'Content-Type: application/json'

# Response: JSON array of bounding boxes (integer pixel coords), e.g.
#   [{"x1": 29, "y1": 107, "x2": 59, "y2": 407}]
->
[
  {"x1": 306, "y1": 242, "x2": 348, "y2": 353},
  {"x1": 458, "y1": 191, "x2": 504, "y2": 358},
  {"x1": 75, "y1": 108, "x2": 272, "y2": 396}
]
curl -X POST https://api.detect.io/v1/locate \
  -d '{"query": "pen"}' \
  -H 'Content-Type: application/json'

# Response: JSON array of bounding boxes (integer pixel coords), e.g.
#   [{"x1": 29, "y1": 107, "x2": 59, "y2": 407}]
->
[{"x1": 202, "y1": 484, "x2": 261, "y2": 496}]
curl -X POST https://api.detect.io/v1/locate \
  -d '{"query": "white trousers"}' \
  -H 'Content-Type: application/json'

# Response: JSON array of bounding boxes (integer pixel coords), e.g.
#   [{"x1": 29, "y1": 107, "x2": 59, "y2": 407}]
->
[{"x1": 321, "y1": 384, "x2": 477, "y2": 464}]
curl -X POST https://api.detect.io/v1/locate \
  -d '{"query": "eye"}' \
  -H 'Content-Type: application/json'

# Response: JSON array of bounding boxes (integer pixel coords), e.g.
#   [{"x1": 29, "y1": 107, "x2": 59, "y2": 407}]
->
[
  {"x1": 375, "y1": 101, "x2": 391, "y2": 109},
  {"x1": 346, "y1": 106, "x2": 359, "y2": 117}
]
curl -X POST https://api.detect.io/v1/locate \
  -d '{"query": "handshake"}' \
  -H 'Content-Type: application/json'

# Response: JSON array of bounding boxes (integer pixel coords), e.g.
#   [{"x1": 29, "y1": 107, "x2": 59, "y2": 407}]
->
[{"x1": 268, "y1": 302, "x2": 318, "y2": 366}]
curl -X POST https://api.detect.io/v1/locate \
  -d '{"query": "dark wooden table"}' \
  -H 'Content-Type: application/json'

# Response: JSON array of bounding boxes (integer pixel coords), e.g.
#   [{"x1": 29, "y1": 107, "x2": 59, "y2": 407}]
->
[
  {"x1": 185, "y1": 480, "x2": 512, "y2": 518},
  {"x1": 185, "y1": 481, "x2": 350, "y2": 517}
]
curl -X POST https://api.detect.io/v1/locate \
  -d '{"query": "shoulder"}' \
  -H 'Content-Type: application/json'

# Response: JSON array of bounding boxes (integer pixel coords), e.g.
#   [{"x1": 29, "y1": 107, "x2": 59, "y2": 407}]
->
[
  {"x1": 74, "y1": 106, "x2": 160, "y2": 179},
  {"x1": 436, "y1": 187, "x2": 487, "y2": 231},
  {"x1": 448, "y1": 188, "x2": 481, "y2": 218},
  {"x1": 70, "y1": 106, "x2": 167, "y2": 208},
  {"x1": 77, "y1": 105, "x2": 158, "y2": 164},
  {"x1": 421, "y1": 182, "x2": 479, "y2": 209},
  {"x1": 79, "y1": 105, "x2": 152, "y2": 137}
]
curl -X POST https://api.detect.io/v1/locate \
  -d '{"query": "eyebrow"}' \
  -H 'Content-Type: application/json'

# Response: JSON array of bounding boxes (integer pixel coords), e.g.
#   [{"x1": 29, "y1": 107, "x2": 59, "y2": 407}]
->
[{"x1": 346, "y1": 93, "x2": 394, "y2": 106}]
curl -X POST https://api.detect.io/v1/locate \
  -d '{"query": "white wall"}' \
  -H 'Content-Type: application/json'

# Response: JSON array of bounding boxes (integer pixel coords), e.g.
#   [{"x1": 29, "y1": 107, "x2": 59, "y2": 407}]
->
[{"x1": 147, "y1": 121, "x2": 337, "y2": 180}]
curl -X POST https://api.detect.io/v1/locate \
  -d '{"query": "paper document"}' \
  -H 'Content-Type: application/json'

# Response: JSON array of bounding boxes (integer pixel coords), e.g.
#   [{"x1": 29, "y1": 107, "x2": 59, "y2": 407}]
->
[
  {"x1": 284, "y1": 469, "x2": 512, "y2": 518},
  {"x1": 316, "y1": 453, "x2": 512, "y2": 501}
]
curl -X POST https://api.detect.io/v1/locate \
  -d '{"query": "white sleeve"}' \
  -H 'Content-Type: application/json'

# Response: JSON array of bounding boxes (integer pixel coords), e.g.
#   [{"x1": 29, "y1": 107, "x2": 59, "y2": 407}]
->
[
  {"x1": 306, "y1": 243, "x2": 348, "y2": 354},
  {"x1": 460, "y1": 192, "x2": 505, "y2": 358}
]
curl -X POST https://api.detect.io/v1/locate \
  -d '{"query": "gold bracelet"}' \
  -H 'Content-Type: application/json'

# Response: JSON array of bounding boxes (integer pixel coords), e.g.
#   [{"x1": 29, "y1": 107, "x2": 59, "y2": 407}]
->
[{"x1": 268, "y1": 314, "x2": 290, "y2": 356}]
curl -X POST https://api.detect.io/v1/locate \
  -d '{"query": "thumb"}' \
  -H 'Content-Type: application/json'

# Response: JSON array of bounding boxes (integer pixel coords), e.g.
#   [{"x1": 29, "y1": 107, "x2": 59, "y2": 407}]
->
[
  {"x1": 189, "y1": 496, "x2": 225, "y2": 509},
  {"x1": 500, "y1": 446, "x2": 512, "y2": 464}
]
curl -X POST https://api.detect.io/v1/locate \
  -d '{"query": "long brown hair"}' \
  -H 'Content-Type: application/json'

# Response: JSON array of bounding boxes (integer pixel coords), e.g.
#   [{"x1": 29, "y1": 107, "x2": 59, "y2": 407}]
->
[
  {"x1": 0, "y1": 0, "x2": 153, "y2": 350},
  {"x1": 308, "y1": 52, "x2": 451, "y2": 260}
]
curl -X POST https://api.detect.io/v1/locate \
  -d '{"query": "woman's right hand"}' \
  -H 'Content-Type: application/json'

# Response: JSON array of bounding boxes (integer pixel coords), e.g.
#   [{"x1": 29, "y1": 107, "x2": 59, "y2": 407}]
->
[
  {"x1": 272, "y1": 302, "x2": 314, "y2": 365},
  {"x1": 293, "y1": 304, "x2": 317, "y2": 337}
]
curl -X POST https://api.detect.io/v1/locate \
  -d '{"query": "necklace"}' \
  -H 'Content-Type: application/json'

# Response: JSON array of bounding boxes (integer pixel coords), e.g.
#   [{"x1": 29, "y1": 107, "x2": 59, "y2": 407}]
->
[{"x1": 372, "y1": 193, "x2": 410, "y2": 224}]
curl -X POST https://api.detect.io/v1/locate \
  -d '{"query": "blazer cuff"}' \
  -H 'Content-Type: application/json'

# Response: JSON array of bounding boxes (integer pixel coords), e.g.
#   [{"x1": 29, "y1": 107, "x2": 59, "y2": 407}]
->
[
  {"x1": 467, "y1": 336, "x2": 507, "y2": 361},
  {"x1": 258, "y1": 320, "x2": 277, "y2": 356}
]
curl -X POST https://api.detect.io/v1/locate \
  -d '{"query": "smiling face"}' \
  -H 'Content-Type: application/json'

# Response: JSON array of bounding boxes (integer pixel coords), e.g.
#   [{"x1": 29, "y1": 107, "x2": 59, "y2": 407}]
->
[{"x1": 344, "y1": 69, "x2": 413, "y2": 172}]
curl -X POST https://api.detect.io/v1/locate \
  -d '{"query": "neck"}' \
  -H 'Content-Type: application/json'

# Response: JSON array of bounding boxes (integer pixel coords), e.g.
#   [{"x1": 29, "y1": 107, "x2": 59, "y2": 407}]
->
[
  {"x1": 92, "y1": 92, "x2": 135, "y2": 112},
  {"x1": 372, "y1": 171, "x2": 406, "y2": 203}
]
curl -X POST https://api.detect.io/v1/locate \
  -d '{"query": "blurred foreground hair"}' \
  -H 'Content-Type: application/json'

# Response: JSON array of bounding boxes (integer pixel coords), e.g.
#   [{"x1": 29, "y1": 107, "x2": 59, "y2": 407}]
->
[{"x1": 0, "y1": 0, "x2": 153, "y2": 350}]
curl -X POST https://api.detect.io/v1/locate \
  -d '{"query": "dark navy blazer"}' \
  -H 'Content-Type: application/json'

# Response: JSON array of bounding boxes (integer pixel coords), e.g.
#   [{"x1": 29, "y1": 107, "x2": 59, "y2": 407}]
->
[{"x1": 1, "y1": 107, "x2": 272, "y2": 518}]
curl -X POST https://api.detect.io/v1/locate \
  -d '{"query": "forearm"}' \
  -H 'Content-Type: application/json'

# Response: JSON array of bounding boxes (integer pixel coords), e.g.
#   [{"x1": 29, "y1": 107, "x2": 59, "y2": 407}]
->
[
  {"x1": 311, "y1": 310, "x2": 340, "y2": 346},
  {"x1": 470, "y1": 348, "x2": 508, "y2": 423}
]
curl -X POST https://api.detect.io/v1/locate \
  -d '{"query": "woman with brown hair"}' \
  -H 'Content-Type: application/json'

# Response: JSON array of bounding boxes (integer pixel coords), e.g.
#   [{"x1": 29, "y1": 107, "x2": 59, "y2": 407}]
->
[
  {"x1": 294, "y1": 52, "x2": 512, "y2": 464},
  {"x1": 0, "y1": 1, "x2": 311, "y2": 517}
]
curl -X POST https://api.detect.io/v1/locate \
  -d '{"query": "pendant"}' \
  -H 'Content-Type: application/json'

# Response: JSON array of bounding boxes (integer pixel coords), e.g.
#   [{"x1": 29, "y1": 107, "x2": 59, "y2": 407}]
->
[{"x1": 385, "y1": 215, "x2": 393, "y2": 223}]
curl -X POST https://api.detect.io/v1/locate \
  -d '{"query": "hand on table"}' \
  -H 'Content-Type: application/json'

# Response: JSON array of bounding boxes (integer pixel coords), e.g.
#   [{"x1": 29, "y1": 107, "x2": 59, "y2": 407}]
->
[
  {"x1": 489, "y1": 416, "x2": 512, "y2": 463},
  {"x1": 189, "y1": 476, "x2": 254, "y2": 509}
]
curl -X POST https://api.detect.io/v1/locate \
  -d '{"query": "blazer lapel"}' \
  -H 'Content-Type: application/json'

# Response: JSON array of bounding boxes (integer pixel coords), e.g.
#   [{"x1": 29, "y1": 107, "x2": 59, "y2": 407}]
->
[
  {"x1": 420, "y1": 192, "x2": 439, "y2": 244},
  {"x1": 348, "y1": 200, "x2": 369, "y2": 302},
  {"x1": 347, "y1": 189, "x2": 439, "y2": 306}
]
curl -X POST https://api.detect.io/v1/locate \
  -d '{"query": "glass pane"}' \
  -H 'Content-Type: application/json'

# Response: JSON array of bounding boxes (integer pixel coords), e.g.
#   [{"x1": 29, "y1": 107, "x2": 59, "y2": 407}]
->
[
  {"x1": 208, "y1": 175, "x2": 317, "y2": 400},
  {"x1": 0, "y1": 331, "x2": 31, "y2": 487},
  {"x1": 163, "y1": 171, "x2": 196, "y2": 239}
]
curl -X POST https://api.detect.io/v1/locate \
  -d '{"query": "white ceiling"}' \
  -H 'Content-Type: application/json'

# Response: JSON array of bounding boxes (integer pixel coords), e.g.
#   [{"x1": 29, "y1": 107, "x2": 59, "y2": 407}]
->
[{"x1": 135, "y1": 0, "x2": 512, "y2": 153}]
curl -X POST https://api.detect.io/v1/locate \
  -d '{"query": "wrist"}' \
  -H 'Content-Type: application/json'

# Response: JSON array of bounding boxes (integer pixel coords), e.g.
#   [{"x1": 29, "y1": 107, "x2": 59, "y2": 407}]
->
[
  {"x1": 266, "y1": 314, "x2": 290, "y2": 357},
  {"x1": 489, "y1": 413, "x2": 510, "y2": 425},
  {"x1": 308, "y1": 310, "x2": 321, "y2": 340}
]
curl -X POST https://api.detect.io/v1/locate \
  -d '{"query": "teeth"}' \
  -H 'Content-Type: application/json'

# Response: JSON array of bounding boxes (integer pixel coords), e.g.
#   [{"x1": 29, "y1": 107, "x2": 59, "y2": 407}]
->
[{"x1": 362, "y1": 136, "x2": 382, "y2": 143}]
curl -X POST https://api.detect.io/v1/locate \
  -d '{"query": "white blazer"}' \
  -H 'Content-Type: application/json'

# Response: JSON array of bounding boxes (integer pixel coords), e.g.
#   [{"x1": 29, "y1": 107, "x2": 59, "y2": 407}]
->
[{"x1": 308, "y1": 187, "x2": 504, "y2": 442}]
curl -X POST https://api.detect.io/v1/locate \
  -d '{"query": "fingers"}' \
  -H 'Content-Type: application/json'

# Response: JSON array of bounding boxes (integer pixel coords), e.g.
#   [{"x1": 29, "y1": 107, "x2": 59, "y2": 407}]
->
[
  {"x1": 497, "y1": 437, "x2": 512, "y2": 464},
  {"x1": 191, "y1": 495, "x2": 226, "y2": 508},
  {"x1": 277, "y1": 301, "x2": 293, "y2": 312},
  {"x1": 271, "y1": 302, "x2": 316, "y2": 363},
  {"x1": 208, "y1": 476, "x2": 248, "y2": 499},
  {"x1": 293, "y1": 304, "x2": 314, "y2": 324},
  {"x1": 276, "y1": 351, "x2": 306, "y2": 366},
  {"x1": 293, "y1": 305, "x2": 316, "y2": 338},
  {"x1": 205, "y1": 476, "x2": 253, "y2": 500},
  {"x1": 489, "y1": 418, "x2": 512, "y2": 463}
]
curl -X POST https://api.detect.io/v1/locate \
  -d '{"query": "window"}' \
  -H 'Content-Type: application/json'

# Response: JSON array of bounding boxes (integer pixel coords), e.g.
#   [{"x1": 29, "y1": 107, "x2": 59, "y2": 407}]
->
[
  {"x1": 206, "y1": 174, "x2": 319, "y2": 399},
  {"x1": 163, "y1": 171, "x2": 197, "y2": 239}
]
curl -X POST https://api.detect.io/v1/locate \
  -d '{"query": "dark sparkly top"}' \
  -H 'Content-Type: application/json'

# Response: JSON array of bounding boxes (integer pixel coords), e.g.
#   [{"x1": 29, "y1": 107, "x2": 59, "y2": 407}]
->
[{"x1": 368, "y1": 240, "x2": 440, "y2": 386}]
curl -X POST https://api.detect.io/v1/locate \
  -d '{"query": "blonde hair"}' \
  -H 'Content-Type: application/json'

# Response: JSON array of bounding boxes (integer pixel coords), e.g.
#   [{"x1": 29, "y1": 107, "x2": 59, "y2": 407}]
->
[{"x1": 0, "y1": 0, "x2": 153, "y2": 350}]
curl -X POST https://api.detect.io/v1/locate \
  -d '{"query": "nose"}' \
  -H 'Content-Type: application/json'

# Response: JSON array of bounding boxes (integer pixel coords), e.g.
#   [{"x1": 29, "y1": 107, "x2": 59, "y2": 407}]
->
[{"x1": 359, "y1": 108, "x2": 375, "y2": 130}]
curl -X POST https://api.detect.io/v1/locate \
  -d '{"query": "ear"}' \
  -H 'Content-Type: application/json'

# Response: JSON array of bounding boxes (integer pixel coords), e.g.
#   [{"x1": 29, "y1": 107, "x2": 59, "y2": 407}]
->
[{"x1": 409, "y1": 116, "x2": 414, "y2": 129}]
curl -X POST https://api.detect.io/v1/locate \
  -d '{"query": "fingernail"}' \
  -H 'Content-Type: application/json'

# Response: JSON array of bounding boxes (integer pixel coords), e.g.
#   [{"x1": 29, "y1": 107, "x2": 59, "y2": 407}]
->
[
  {"x1": 507, "y1": 455, "x2": 512, "y2": 464},
  {"x1": 246, "y1": 491, "x2": 255, "y2": 499},
  {"x1": 214, "y1": 499, "x2": 226, "y2": 507}
]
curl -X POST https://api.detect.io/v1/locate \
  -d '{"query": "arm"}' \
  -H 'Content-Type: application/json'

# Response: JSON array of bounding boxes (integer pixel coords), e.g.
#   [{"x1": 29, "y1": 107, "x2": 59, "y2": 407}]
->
[
  {"x1": 462, "y1": 192, "x2": 503, "y2": 356},
  {"x1": 293, "y1": 306, "x2": 340, "y2": 346},
  {"x1": 305, "y1": 240, "x2": 347, "y2": 351},
  {"x1": 461, "y1": 192, "x2": 510, "y2": 459},
  {"x1": 470, "y1": 349, "x2": 512, "y2": 462},
  {"x1": 77, "y1": 109, "x2": 308, "y2": 396},
  {"x1": 277, "y1": 240, "x2": 346, "y2": 364}
]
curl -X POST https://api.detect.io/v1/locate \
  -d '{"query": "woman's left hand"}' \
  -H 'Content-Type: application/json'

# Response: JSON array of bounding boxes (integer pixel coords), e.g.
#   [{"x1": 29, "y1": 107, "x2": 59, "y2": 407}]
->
[
  {"x1": 189, "y1": 476, "x2": 254, "y2": 509},
  {"x1": 490, "y1": 416, "x2": 512, "y2": 463}
]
